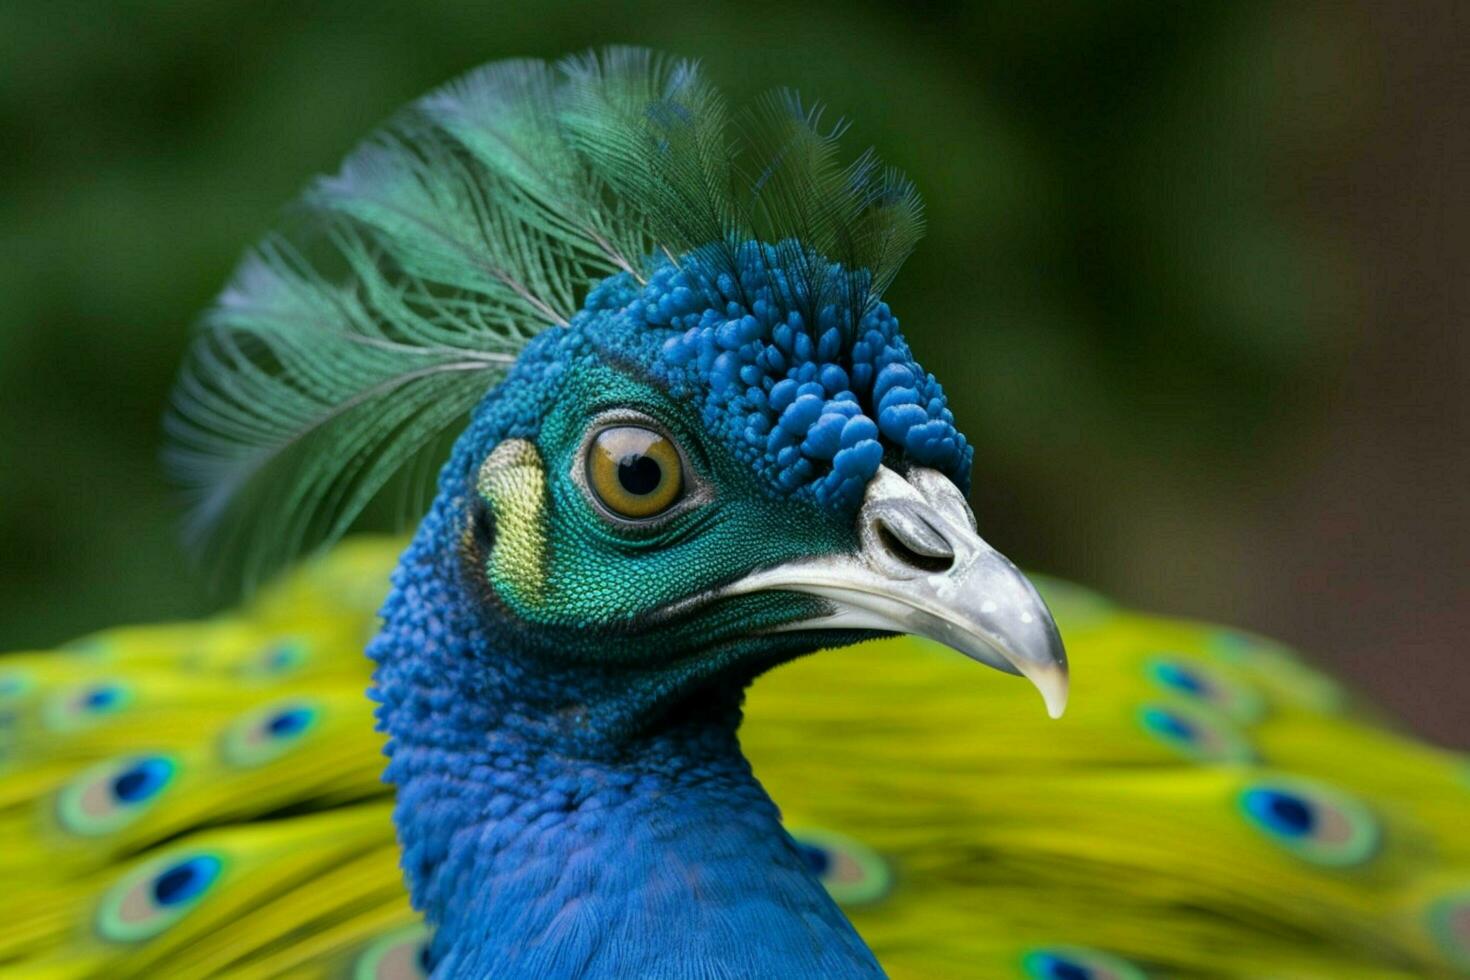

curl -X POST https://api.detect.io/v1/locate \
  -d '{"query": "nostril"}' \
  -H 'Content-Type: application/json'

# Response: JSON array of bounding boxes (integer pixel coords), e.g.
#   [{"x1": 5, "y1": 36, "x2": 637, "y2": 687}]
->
[{"x1": 876, "y1": 522, "x2": 953, "y2": 575}]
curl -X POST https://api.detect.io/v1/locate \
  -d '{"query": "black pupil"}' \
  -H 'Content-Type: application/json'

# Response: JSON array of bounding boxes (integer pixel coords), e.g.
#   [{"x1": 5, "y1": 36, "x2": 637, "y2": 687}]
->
[
  {"x1": 1269, "y1": 793, "x2": 1316, "y2": 834},
  {"x1": 617, "y1": 453, "x2": 663, "y2": 496},
  {"x1": 153, "y1": 864, "x2": 197, "y2": 905},
  {"x1": 796, "y1": 842, "x2": 831, "y2": 876},
  {"x1": 113, "y1": 768, "x2": 149, "y2": 801},
  {"x1": 1049, "y1": 963, "x2": 1093, "y2": 980}
]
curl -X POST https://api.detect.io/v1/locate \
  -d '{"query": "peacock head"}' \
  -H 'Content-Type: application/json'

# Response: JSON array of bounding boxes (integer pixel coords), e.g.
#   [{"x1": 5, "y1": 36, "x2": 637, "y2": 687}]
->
[{"x1": 167, "y1": 48, "x2": 1067, "y2": 745}]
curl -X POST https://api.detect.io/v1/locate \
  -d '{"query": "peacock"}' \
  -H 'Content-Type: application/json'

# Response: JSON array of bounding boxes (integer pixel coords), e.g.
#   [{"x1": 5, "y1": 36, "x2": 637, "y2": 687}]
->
[{"x1": 2, "y1": 47, "x2": 1468, "y2": 979}]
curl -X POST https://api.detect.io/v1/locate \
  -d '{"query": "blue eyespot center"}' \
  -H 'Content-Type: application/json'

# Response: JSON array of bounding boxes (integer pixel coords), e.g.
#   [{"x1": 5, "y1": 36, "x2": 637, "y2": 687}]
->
[
  {"x1": 1141, "y1": 706, "x2": 1195, "y2": 742},
  {"x1": 1023, "y1": 946, "x2": 1146, "y2": 980},
  {"x1": 152, "y1": 855, "x2": 221, "y2": 907},
  {"x1": 263, "y1": 644, "x2": 300, "y2": 672},
  {"x1": 1153, "y1": 661, "x2": 1208, "y2": 696},
  {"x1": 1030, "y1": 954, "x2": 1093, "y2": 980},
  {"x1": 84, "y1": 685, "x2": 122, "y2": 710},
  {"x1": 267, "y1": 707, "x2": 313, "y2": 737},
  {"x1": 797, "y1": 841, "x2": 832, "y2": 876},
  {"x1": 1246, "y1": 789, "x2": 1316, "y2": 837},
  {"x1": 112, "y1": 758, "x2": 171, "y2": 803},
  {"x1": 220, "y1": 700, "x2": 321, "y2": 768}
]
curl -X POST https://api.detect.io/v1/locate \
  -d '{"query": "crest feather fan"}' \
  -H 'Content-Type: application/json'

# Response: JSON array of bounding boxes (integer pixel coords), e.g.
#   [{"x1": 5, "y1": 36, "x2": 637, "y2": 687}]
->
[{"x1": 165, "y1": 47, "x2": 924, "y2": 583}]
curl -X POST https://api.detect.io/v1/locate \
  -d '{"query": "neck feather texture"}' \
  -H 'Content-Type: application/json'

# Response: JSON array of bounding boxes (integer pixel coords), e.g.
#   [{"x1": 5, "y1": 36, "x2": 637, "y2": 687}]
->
[{"x1": 370, "y1": 505, "x2": 883, "y2": 978}]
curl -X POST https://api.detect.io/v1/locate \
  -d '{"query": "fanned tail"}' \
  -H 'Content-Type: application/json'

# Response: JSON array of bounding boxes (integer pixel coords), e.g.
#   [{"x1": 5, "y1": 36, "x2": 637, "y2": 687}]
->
[
  {"x1": 0, "y1": 539, "x2": 407, "y2": 978},
  {"x1": 746, "y1": 580, "x2": 1470, "y2": 977},
  {"x1": 2, "y1": 542, "x2": 1467, "y2": 977}
]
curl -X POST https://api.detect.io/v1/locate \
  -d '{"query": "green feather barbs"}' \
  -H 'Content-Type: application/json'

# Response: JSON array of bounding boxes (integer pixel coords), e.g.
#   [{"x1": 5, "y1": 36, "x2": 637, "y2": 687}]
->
[{"x1": 167, "y1": 47, "x2": 922, "y2": 585}]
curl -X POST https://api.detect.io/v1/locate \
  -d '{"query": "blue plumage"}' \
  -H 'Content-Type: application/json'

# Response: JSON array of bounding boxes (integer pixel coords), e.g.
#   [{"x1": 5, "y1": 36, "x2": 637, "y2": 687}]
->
[
  {"x1": 357, "y1": 202, "x2": 985, "y2": 968},
  {"x1": 370, "y1": 312, "x2": 890, "y2": 972},
  {"x1": 649, "y1": 244, "x2": 969, "y2": 509}
]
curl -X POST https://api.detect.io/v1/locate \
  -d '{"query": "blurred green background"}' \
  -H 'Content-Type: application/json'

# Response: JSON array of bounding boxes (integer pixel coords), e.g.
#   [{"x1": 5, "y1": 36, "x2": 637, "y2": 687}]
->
[{"x1": 1, "y1": 2, "x2": 1464, "y2": 743}]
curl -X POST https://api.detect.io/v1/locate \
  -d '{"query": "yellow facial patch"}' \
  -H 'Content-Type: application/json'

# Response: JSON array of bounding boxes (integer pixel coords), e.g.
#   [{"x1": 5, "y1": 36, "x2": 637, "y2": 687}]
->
[{"x1": 475, "y1": 439, "x2": 550, "y2": 611}]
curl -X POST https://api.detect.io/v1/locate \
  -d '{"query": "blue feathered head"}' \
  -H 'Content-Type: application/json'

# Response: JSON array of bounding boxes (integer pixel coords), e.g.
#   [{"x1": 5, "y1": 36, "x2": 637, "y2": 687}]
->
[
  {"x1": 167, "y1": 48, "x2": 964, "y2": 571},
  {"x1": 168, "y1": 48, "x2": 1065, "y2": 731}
]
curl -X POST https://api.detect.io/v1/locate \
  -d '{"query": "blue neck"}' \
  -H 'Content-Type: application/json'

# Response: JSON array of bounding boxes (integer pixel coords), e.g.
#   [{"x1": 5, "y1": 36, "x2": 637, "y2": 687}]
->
[{"x1": 370, "y1": 459, "x2": 883, "y2": 977}]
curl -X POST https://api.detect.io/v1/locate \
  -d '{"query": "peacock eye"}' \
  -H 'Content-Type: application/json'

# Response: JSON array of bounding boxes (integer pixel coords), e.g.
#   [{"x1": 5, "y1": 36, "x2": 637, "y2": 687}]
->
[{"x1": 585, "y1": 425, "x2": 685, "y2": 520}]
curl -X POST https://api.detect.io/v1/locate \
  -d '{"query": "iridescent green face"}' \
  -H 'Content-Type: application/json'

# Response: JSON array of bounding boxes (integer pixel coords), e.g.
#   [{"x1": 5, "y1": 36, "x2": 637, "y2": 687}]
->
[
  {"x1": 463, "y1": 361, "x2": 852, "y2": 661},
  {"x1": 458, "y1": 356, "x2": 1068, "y2": 719}
]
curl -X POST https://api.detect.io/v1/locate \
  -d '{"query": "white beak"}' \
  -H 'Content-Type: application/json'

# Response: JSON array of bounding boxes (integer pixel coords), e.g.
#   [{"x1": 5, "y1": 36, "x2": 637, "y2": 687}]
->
[{"x1": 718, "y1": 465, "x2": 1069, "y2": 718}]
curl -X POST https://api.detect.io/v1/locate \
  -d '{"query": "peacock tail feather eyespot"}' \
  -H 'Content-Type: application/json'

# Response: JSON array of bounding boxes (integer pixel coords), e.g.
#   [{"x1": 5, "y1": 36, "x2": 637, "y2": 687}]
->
[
  {"x1": 1237, "y1": 776, "x2": 1380, "y2": 868},
  {"x1": 0, "y1": 669, "x2": 34, "y2": 704},
  {"x1": 56, "y1": 754, "x2": 178, "y2": 836},
  {"x1": 219, "y1": 698, "x2": 322, "y2": 767},
  {"x1": 239, "y1": 638, "x2": 311, "y2": 679},
  {"x1": 353, "y1": 923, "x2": 433, "y2": 980},
  {"x1": 95, "y1": 851, "x2": 227, "y2": 943},
  {"x1": 1423, "y1": 886, "x2": 1470, "y2": 971},
  {"x1": 1143, "y1": 655, "x2": 1266, "y2": 725},
  {"x1": 1020, "y1": 946, "x2": 1148, "y2": 980},
  {"x1": 43, "y1": 680, "x2": 133, "y2": 732},
  {"x1": 789, "y1": 827, "x2": 893, "y2": 907},
  {"x1": 1136, "y1": 701, "x2": 1256, "y2": 764}
]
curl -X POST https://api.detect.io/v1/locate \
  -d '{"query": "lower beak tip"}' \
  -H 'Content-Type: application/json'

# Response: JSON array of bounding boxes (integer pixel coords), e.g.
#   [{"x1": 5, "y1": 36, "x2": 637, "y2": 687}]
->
[{"x1": 1034, "y1": 667, "x2": 1069, "y2": 719}]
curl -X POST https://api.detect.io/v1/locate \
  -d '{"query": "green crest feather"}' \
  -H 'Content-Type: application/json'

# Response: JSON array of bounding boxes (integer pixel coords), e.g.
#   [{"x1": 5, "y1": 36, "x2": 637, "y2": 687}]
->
[{"x1": 166, "y1": 47, "x2": 924, "y2": 582}]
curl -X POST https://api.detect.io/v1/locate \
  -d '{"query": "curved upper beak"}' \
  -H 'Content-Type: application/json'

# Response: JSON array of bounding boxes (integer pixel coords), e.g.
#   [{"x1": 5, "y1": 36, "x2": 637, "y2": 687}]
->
[{"x1": 720, "y1": 465, "x2": 1069, "y2": 718}]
